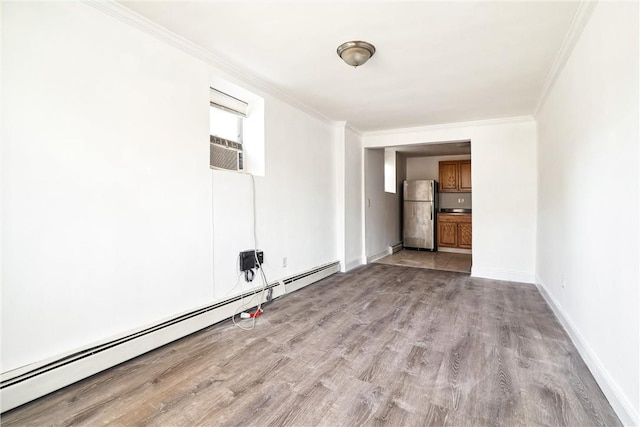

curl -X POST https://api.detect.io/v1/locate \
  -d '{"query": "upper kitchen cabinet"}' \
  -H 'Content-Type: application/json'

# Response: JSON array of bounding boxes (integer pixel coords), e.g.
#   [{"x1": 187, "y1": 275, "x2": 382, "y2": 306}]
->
[
  {"x1": 438, "y1": 160, "x2": 471, "y2": 192},
  {"x1": 439, "y1": 161, "x2": 459, "y2": 191},
  {"x1": 458, "y1": 160, "x2": 471, "y2": 191}
]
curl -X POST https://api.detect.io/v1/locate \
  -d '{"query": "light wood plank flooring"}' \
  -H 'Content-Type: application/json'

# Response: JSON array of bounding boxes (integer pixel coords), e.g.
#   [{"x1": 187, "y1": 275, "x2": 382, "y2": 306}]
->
[
  {"x1": 376, "y1": 250, "x2": 472, "y2": 273},
  {"x1": 2, "y1": 264, "x2": 620, "y2": 426}
]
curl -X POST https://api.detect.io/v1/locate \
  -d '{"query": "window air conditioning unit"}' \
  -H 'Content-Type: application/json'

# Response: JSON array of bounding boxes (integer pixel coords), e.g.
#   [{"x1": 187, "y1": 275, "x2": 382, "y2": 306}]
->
[{"x1": 210, "y1": 135, "x2": 244, "y2": 172}]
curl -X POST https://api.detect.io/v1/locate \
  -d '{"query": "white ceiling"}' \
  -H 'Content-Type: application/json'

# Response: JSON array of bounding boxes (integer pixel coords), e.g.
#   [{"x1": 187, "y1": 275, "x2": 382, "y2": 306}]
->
[{"x1": 119, "y1": 1, "x2": 581, "y2": 132}]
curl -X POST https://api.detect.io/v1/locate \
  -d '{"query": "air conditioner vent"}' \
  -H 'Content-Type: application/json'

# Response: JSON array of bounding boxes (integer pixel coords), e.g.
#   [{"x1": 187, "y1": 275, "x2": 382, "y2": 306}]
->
[{"x1": 210, "y1": 135, "x2": 243, "y2": 172}]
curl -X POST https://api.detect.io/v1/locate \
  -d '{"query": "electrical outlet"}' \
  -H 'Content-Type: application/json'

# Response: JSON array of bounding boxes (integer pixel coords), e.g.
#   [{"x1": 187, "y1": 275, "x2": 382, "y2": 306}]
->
[
  {"x1": 561, "y1": 274, "x2": 566, "y2": 288},
  {"x1": 239, "y1": 250, "x2": 263, "y2": 271},
  {"x1": 282, "y1": 257, "x2": 287, "y2": 268}
]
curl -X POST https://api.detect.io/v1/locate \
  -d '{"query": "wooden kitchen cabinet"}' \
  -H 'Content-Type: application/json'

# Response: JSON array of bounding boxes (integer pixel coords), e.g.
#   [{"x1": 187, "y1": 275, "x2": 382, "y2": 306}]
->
[
  {"x1": 439, "y1": 160, "x2": 471, "y2": 192},
  {"x1": 458, "y1": 160, "x2": 472, "y2": 192},
  {"x1": 438, "y1": 221, "x2": 458, "y2": 247},
  {"x1": 438, "y1": 161, "x2": 459, "y2": 192},
  {"x1": 438, "y1": 214, "x2": 472, "y2": 249},
  {"x1": 458, "y1": 222, "x2": 472, "y2": 249}
]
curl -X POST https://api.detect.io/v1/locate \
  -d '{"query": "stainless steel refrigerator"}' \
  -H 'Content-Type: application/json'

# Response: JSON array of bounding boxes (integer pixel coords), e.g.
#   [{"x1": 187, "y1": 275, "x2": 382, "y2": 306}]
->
[{"x1": 403, "y1": 180, "x2": 438, "y2": 250}]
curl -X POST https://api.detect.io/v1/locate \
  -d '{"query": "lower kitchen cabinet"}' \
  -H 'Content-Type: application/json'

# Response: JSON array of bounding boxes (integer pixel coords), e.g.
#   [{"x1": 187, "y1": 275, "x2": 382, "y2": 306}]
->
[
  {"x1": 438, "y1": 214, "x2": 472, "y2": 249},
  {"x1": 458, "y1": 222, "x2": 472, "y2": 249},
  {"x1": 438, "y1": 222, "x2": 458, "y2": 247}
]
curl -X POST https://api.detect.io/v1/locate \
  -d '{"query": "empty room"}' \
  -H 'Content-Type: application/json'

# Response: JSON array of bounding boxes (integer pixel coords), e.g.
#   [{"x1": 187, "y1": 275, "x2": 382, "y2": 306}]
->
[{"x1": 1, "y1": 1, "x2": 638, "y2": 426}]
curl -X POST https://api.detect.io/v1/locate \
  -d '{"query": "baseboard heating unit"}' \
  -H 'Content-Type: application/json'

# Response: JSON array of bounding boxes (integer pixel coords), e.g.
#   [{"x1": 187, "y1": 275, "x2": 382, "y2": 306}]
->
[
  {"x1": 0, "y1": 261, "x2": 340, "y2": 413},
  {"x1": 388, "y1": 242, "x2": 403, "y2": 255}
]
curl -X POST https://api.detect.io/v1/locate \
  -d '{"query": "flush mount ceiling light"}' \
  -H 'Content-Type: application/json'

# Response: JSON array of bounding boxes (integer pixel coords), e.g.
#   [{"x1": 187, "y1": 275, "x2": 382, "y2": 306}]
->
[{"x1": 337, "y1": 41, "x2": 376, "y2": 68}]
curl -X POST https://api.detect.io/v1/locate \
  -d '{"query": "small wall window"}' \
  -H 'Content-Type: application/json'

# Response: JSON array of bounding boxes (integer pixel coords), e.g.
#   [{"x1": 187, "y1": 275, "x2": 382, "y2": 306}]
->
[
  {"x1": 209, "y1": 88, "x2": 248, "y2": 172},
  {"x1": 209, "y1": 107, "x2": 242, "y2": 143},
  {"x1": 208, "y1": 78, "x2": 265, "y2": 176}
]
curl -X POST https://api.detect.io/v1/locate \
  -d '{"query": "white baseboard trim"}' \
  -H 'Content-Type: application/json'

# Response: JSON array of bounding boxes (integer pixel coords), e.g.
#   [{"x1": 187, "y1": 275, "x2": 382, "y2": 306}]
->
[
  {"x1": 536, "y1": 277, "x2": 638, "y2": 426},
  {"x1": 0, "y1": 261, "x2": 340, "y2": 413},
  {"x1": 471, "y1": 267, "x2": 535, "y2": 284},
  {"x1": 344, "y1": 257, "x2": 364, "y2": 272},
  {"x1": 366, "y1": 249, "x2": 388, "y2": 264}
]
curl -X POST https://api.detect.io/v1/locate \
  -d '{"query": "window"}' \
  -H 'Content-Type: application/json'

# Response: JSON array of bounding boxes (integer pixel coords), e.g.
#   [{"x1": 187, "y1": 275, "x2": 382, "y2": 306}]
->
[
  {"x1": 209, "y1": 88, "x2": 248, "y2": 172},
  {"x1": 209, "y1": 107, "x2": 242, "y2": 143},
  {"x1": 208, "y1": 79, "x2": 265, "y2": 176}
]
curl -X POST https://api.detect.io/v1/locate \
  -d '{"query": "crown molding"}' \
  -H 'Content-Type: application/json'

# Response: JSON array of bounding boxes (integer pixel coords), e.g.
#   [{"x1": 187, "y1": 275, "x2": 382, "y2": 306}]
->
[
  {"x1": 362, "y1": 115, "x2": 534, "y2": 137},
  {"x1": 533, "y1": 1, "x2": 598, "y2": 117},
  {"x1": 345, "y1": 123, "x2": 363, "y2": 136},
  {"x1": 332, "y1": 121, "x2": 364, "y2": 137},
  {"x1": 81, "y1": 0, "x2": 333, "y2": 125}
]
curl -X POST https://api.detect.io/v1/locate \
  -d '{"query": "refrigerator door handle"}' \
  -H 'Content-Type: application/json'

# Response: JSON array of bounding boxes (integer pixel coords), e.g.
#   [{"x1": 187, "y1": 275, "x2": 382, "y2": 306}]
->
[{"x1": 430, "y1": 204, "x2": 433, "y2": 221}]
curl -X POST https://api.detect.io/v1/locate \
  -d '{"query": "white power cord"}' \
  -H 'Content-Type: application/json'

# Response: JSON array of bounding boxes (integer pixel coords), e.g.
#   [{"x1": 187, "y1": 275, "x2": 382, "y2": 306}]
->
[{"x1": 232, "y1": 172, "x2": 271, "y2": 331}]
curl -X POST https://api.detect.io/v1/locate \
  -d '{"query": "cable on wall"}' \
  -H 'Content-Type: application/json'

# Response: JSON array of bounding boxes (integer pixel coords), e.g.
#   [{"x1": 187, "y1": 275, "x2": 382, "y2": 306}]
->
[{"x1": 232, "y1": 172, "x2": 271, "y2": 330}]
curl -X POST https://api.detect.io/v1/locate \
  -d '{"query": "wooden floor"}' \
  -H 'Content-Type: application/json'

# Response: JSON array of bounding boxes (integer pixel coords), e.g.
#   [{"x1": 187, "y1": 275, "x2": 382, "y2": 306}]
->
[
  {"x1": 376, "y1": 250, "x2": 472, "y2": 273},
  {"x1": 3, "y1": 264, "x2": 620, "y2": 426}
]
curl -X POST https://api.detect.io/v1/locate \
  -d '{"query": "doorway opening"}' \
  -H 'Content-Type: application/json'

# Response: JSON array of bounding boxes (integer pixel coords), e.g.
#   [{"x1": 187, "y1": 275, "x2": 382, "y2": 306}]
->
[{"x1": 364, "y1": 140, "x2": 472, "y2": 273}]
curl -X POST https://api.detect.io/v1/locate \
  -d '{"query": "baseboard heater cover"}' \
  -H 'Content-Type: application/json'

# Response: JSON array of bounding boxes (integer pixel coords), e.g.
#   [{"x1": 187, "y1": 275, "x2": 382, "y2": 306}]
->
[
  {"x1": 0, "y1": 261, "x2": 340, "y2": 413},
  {"x1": 388, "y1": 242, "x2": 403, "y2": 255}
]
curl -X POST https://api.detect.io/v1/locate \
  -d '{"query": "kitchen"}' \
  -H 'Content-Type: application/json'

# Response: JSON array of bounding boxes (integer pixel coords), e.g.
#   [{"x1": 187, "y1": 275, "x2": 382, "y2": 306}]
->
[{"x1": 373, "y1": 141, "x2": 473, "y2": 273}]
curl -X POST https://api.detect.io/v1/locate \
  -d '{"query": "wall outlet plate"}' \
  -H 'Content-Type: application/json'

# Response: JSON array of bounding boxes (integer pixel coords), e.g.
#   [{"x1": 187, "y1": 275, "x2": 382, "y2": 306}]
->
[{"x1": 239, "y1": 250, "x2": 264, "y2": 271}]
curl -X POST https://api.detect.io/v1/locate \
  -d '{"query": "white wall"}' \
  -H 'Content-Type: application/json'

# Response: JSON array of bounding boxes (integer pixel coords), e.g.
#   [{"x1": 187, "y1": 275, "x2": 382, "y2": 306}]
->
[
  {"x1": 1, "y1": 1, "x2": 338, "y2": 373},
  {"x1": 536, "y1": 2, "x2": 639, "y2": 424},
  {"x1": 344, "y1": 127, "x2": 363, "y2": 270},
  {"x1": 332, "y1": 123, "x2": 363, "y2": 272},
  {"x1": 406, "y1": 154, "x2": 470, "y2": 181},
  {"x1": 212, "y1": 97, "x2": 337, "y2": 297},
  {"x1": 363, "y1": 118, "x2": 537, "y2": 283},
  {"x1": 364, "y1": 149, "x2": 403, "y2": 261}
]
